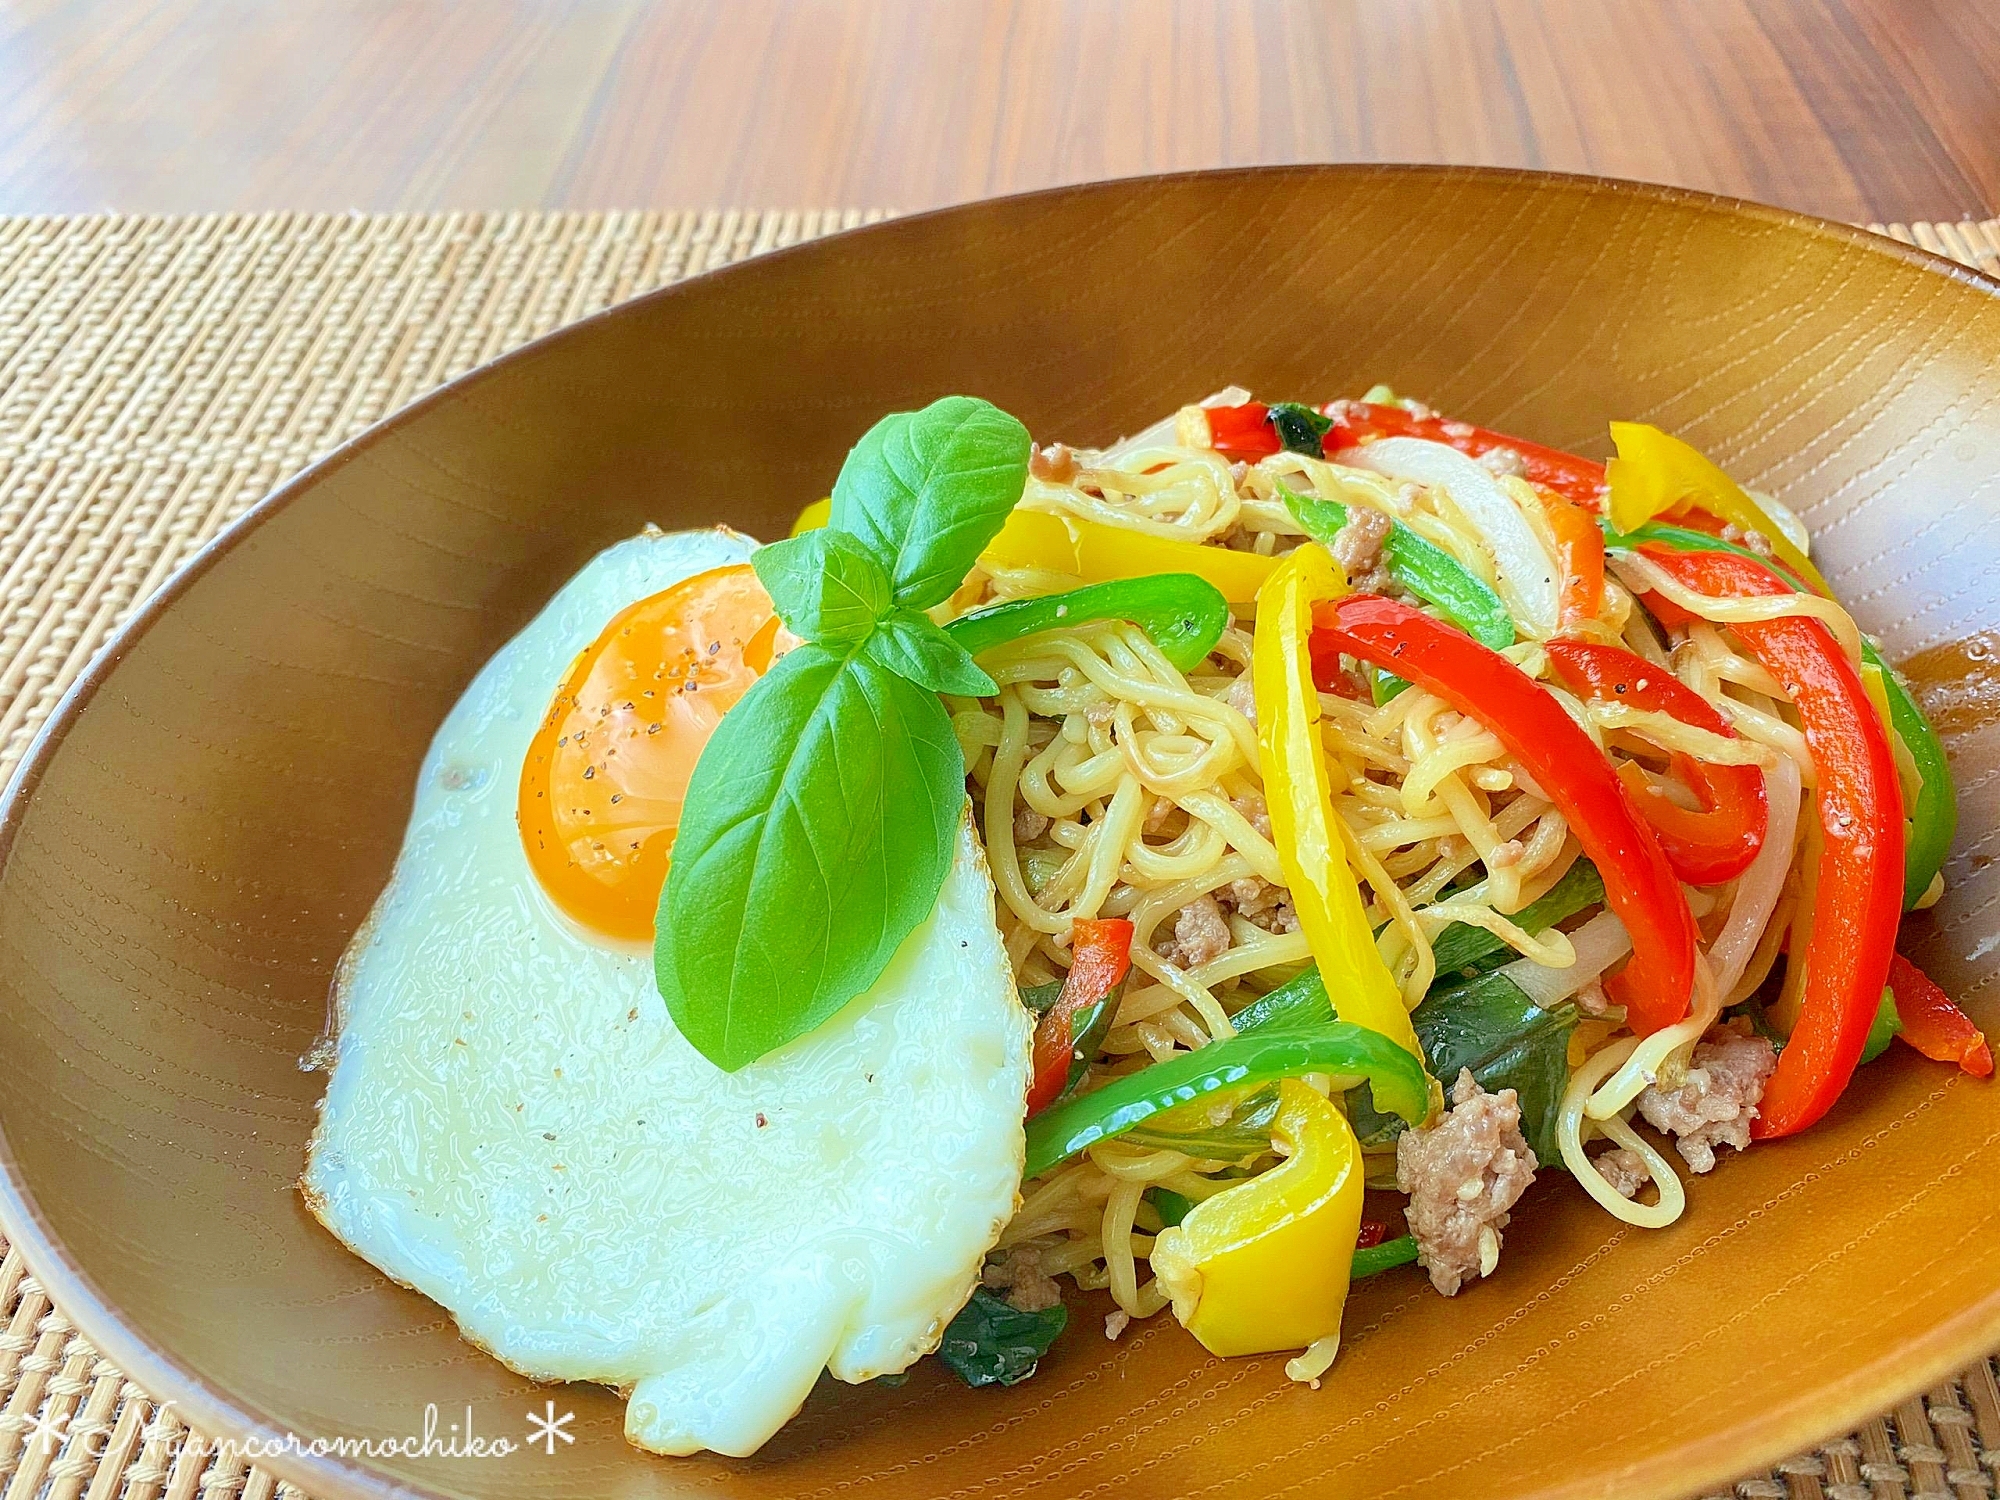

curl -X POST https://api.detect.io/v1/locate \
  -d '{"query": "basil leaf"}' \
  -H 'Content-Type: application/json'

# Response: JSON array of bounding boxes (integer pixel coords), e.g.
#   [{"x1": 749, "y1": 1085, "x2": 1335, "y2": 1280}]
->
[
  {"x1": 656, "y1": 642, "x2": 964, "y2": 1071},
  {"x1": 1268, "y1": 401, "x2": 1334, "y2": 456},
  {"x1": 865, "y1": 607, "x2": 998, "y2": 696},
  {"x1": 1428, "y1": 861, "x2": 1605, "y2": 981},
  {"x1": 1346, "y1": 972, "x2": 1576, "y2": 1165},
  {"x1": 830, "y1": 396, "x2": 1032, "y2": 608},
  {"x1": 937, "y1": 1288, "x2": 1066, "y2": 1387},
  {"x1": 752, "y1": 530, "x2": 890, "y2": 645}
]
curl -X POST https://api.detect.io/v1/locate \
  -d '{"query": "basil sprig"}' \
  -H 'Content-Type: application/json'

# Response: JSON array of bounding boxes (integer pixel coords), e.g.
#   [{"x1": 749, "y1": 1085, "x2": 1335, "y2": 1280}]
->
[{"x1": 655, "y1": 397, "x2": 1031, "y2": 1071}]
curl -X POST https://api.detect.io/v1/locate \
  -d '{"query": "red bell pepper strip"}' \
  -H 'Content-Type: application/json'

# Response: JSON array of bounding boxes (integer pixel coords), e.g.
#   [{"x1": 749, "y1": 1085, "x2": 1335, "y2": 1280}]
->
[
  {"x1": 1544, "y1": 640, "x2": 1768, "y2": 885},
  {"x1": 1321, "y1": 401, "x2": 1609, "y2": 509},
  {"x1": 1026, "y1": 918, "x2": 1134, "y2": 1116},
  {"x1": 1310, "y1": 593, "x2": 1696, "y2": 1035},
  {"x1": 1205, "y1": 402, "x2": 1281, "y2": 460},
  {"x1": 1634, "y1": 544, "x2": 1904, "y2": 1138},
  {"x1": 1544, "y1": 494, "x2": 1607, "y2": 629},
  {"x1": 1888, "y1": 953, "x2": 1993, "y2": 1078}
]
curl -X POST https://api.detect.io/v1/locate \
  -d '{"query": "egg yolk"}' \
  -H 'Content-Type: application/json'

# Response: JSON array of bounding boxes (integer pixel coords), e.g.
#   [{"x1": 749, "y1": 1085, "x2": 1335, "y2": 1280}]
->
[{"x1": 519, "y1": 564, "x2": 782, "y2": 942}]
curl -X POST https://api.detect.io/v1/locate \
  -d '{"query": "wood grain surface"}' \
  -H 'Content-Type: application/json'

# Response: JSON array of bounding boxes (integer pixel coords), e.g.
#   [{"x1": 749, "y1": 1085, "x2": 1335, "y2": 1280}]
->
[{"x1": 0, "y1": 0, "x2": 1994, "y2": 222}]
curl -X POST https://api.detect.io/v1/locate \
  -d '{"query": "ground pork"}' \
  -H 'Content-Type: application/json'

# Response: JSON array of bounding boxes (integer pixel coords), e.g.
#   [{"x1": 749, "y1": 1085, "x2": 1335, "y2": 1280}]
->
[
  {"x1": 1594, "y1": 1146, "x2": 1653, "y2": 1199},
  {"x1": 1013, "y1": 807, "x2": 1050, "y2": 843},
  {"x1": 1634, "y1": 1026, "x2": 1776, "y2": 1173},
  {"x1": 1396, "y1": 1069, "x2": 1539, "y2": 1296},
  {"x1": 1719, "y1": 521, "x2": 1775, "y2": 558},
  {"x1": 1156, "y1": 894, "x2": 1232, "y2": 969},
  {"x1": 1230, "y1": 788, "x2": 1273, "y2": 839},
  {"x1": 1574, "y1": 979, "x2": 1614, "y2": 1019},
  {"x1": 982, "y1": 1246, "x2": 1063, "y2": 1313},
  {"x1": 1477, "y1": 445, "x2": 1528, "y2": 478},
  {"x1": 1332, "y1": 506, "x2": 1395, "y2": 593},
  {"x1": 1223, "y1": 876, "x2": 1300, "y2": 934},
  {"x1": 1030, "y1": 443, "x2": 1077, "y2": 484},
  {"x1": 1222, "y1": 674, "x2": 1258, "y2": 728}
]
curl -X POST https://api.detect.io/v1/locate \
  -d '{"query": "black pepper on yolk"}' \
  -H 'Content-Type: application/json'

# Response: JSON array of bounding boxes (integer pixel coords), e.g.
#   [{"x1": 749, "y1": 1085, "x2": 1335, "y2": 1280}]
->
[{"x1": 519, "y1": 564, "x2": 782, "y2": 942}]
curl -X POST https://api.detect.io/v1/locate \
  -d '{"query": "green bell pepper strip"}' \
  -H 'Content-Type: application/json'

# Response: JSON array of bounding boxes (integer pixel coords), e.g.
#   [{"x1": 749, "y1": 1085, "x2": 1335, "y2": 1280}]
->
[
  {"x1": 1874, "y1": 655, "x2": 1956, "y2": 908},
  {"x1": 1284, "y1": 486, "x2": 1513, "y2": 650},
  {"x1": 1351, "y1": 1234, "x2": 1420, "y2": 1278},
  {"x1": 1428, "y1": 860, "x2": 1606, "y2": 980},
  {"x1": 1022, "y1": 1023, "x2": 1430, "y2": 1179},
  {"x1": 945, "y1": 574, "x2": 1230, "y2": 674},
  {"x1": 1147, "y1": 1186, "x2": 1194, "y2": 1228},
  {"x1": 1610, "y1": 521, "x2": 1955, "y2": 908},
  {"x1": 1861, "y1": 990, "x2": 1901, "y2": 1065},
  {"x1": 1225, "y1": 970, "x2": 1336, "y2": 1036}
]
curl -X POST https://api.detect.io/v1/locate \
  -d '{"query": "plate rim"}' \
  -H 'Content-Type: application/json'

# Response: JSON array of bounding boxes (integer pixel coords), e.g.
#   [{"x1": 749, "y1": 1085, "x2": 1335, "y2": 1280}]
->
[{"x1": 0, "y1": 162, "x2": 1996, "y2": 1500}]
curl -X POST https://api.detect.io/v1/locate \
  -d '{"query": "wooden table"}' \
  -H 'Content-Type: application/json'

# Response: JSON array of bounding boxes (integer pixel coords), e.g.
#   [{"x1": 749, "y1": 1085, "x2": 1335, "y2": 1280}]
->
[{"x1": 1, "y1": 0, "x2": 1995, "y2": 227}]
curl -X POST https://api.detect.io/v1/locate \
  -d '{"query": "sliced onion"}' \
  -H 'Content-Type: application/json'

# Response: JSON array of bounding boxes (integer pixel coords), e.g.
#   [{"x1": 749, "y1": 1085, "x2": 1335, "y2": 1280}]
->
[
  {"x1": 1095, "y1": 386, "x2": 1252, "y2": 464},
  {"x1": 1746, "y1": 486, "x2": 1812, "y2": 557},
  {"x1": 1500, "y1": 910, "x2": 1632, "y2": 1009},
  {"x1": 1705, "y1": 753, "x2": 1803, "y2": 998},
  {"x1": 1341, "y1": 436, "x2": 1559, "y2": 635}
]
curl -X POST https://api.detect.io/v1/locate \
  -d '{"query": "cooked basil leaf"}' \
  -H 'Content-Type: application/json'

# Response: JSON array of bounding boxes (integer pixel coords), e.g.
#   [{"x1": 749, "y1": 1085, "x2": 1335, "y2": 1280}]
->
[
  {"x1": 752, "y1": 529, "x2": 890, "y2": 645},
  {"x1": 1428, "y1": 861, "x2": 1605, "y2": 981},
  {"x1": 656, "y1": 642, "x2": 964, "y2": 1071},
  {"x1": 1347, "y1": 971, "x2": 1576, "y2": 1164},
  {"x1": 830, "y1": 396, "x2": 1031, "y2": 609},
  {"x1": 1119, "y1": 1081, "x2": 1282, "y2": 1157},
  {"x1": 865, "y1": 607, "x2": 998, "y2": 696},
  {"x1": 937, "y1": 1288, "x2": 1067, "y2": 1387},
  {"x1": 1268, "y1": 401, "x2": 1334, "y2": 457}
]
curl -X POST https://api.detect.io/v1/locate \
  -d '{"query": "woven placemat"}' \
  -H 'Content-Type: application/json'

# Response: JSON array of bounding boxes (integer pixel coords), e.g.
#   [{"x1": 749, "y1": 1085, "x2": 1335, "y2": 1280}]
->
[{"x1": 0, "y1": 207, "x2": 1996, "y2": 1500}]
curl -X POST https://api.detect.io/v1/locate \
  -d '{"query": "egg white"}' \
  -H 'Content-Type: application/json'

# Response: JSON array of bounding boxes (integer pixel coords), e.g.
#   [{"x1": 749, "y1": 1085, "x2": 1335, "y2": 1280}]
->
[{"x1": 302, "y1": 527, "x2": 1031, "y2": 1457}]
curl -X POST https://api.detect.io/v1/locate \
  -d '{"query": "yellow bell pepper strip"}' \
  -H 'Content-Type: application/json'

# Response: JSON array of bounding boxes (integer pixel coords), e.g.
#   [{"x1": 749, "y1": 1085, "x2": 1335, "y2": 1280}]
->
[
  {"x1": 1606, "y1": 422, "x2": 1831, "y2": 596},
  {"x1": 1254, "y1": 543, "x2": 1424, "y2": 1057},
  {"x1": 791, "y1": 497, "x2": 832, "y2": 536},
  {"x1": 983, "y1": 505, "x2": 1278, "y2": 607},
  {"x1": 1149, "y1": 1080, "x2": 1364, "y2": 1358},
  {"x1": 1022, "y1": 1021, "x2": 1431, "y2": 1177},
  {"x1": 1161, "y1": 1190, "x2": 1418, "y2": 1280}
]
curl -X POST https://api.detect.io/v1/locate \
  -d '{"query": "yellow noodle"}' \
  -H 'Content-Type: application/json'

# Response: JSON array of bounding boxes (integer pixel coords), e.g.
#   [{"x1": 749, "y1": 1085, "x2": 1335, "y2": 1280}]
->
[
  {"x1": 1609, "y1": 551, "x2": 1863, "y2": 664},
  {"x1": 1586, "y1": 703, "x2": 1779, "y2": 767},
  {"x1": 1558, "y1": 1038, "x2": 1687, "y2": 1229}
]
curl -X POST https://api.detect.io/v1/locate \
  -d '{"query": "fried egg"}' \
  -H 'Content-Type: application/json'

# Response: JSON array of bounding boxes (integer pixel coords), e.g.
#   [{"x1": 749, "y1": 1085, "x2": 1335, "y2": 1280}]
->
[{"x1": 303, "y1": 527, "x2": 1030, "y2": 1457}]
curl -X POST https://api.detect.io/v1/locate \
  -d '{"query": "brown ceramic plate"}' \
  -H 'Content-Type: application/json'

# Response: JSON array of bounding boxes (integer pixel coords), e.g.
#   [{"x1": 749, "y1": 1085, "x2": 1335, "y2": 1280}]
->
[{"x1": 2, "y1": 167, "x2": 1999, "y2": 1500}]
